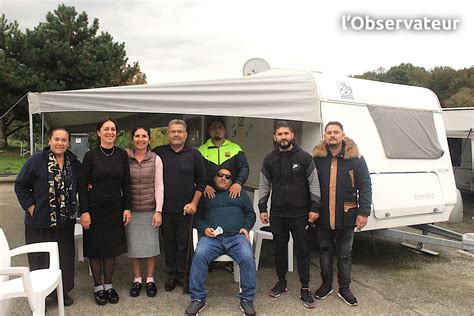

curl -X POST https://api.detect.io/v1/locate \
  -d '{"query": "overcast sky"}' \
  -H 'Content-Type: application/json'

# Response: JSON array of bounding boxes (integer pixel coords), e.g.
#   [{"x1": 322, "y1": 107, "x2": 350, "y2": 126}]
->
[{"x1": 2, "y1": 0, "x2": 472, "y2": 83}]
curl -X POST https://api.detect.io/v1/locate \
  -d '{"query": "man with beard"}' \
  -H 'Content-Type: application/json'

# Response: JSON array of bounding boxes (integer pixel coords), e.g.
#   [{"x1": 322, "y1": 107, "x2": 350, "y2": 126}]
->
[
  {"x1": 312, "y1": 121, "x2": 371, "y2": 306},
  {"x1": 199, "y1": 118, "x2": 249, "y2": 199},
  {"x1": 258, "y1": 121, "x2": 321, "y2": 309}
]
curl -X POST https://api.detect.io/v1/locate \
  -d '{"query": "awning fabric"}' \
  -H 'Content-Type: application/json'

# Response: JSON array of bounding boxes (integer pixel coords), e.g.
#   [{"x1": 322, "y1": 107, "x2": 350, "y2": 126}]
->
[
  {"x1": 443, "y1": 108, "x2": 474, "y2": 139},
  {"x1": 28, "y1": 69, "x2": 321, "y2": 130}
]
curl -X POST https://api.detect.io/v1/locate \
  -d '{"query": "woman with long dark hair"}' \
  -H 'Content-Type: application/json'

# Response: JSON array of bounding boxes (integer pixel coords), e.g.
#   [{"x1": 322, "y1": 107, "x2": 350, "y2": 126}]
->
[{"x1": 79, "y1": 117, "x2": 132, "y2": 305}]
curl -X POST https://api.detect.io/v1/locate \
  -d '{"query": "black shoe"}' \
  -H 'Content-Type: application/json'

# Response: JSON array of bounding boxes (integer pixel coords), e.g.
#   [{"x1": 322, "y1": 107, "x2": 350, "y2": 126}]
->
[
  {"x1": 338, "y1": 288, "x2": 358, "y2": 306},
  {"x1": 175, "y1": 277, "x2": 184, "y2": 287},
  {"x1": 208, "y1": 262, "x2": 217, "y2": 272},
  {"x1": 130, "y1": 282, "x2": 142, "y2": 297},
  {"x1": 240, "y1": 299, "x2": 256, "y2": 315},
  {"x1": 106, "y1": 288, "x2": 119, "y2": 304},
  {"x1": 63, "y1": 293, "x2": 74, "y2": 306},
  {"x1": 176, "y1": 277, "x2": 190, "y2": 293},
  {"x1": 314, "y1": 283, "x2": 333, "y2": 300},
  {"x1": 224, "y1": 262, "x2": 234, "y2": 273},
  {"x1": 53, "y1": 293, "x2": 74, "y2": 306},
  {"x1": 94, "y1": 290, "x2": 107, "y2": 305},
  {"x1": 300, "y1": 288, "x2": 315, "y2": 309},
  {"x1": 185, "y1": 299, "x2": 206, "y2": 315},
  {"x1": 269, "y1": 281, "x2": 287, "y2": 298},
  {"x1": 146, "y1": 282, "x2": 157, "y2": 297},
  {"x1": 164, "y1": 278, "x2": 177, "y2": 291},
  {"x1": 183, "y1": 285, "x2": 191, "y2": 294},
  {"x1": 176, "y1": 279, "x2": 191, "y2": 294}
]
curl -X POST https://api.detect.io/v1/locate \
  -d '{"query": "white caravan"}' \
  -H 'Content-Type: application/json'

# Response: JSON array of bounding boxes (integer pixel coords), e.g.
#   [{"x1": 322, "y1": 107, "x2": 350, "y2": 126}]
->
[{"x1": 27, "y1": 68, "x2": 460, "y2": 234}]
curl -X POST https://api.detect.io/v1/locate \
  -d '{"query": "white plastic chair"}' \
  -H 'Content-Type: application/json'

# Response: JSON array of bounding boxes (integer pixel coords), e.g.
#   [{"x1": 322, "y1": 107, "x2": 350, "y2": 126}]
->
[
  {"x1": 252, "y1": 190, "x2": 294, "y2": 271},
  {"x1": 74, "y1": 223, "x2": 93, "y2": 275},
  {"x1": 0, "y1": 229, "x2": 64, "y2": 316},
  {"x1": 192, "y1": 229, "x2": 254, "y2": 282}
]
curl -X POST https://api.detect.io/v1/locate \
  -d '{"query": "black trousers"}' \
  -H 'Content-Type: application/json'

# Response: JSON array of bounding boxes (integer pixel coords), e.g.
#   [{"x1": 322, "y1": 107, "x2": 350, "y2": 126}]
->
[
  {"x1": 24, "y1": 224, "x2": 75, "y2": 293},
  {"x1": 270, "y1": 215, "x2": 310, "y2": 287},
  {"x1": 161, "y1": 212, "x2": 192, "y2": 279},
  {"x1": 317, "y1": 227, "x2": 354, "y2": 289}
]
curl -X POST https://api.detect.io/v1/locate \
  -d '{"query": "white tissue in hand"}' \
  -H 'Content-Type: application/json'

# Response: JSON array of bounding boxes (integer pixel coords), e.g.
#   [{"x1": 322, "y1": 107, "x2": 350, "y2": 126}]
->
[{"x1": 213, "y1": 226, "x2": 223, "y2": 236}]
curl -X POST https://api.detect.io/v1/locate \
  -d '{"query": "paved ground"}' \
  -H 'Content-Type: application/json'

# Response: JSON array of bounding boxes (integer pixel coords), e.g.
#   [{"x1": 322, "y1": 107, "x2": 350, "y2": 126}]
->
[{"x1": 1, "y1": 182, "x2": 473, "y2": 315}]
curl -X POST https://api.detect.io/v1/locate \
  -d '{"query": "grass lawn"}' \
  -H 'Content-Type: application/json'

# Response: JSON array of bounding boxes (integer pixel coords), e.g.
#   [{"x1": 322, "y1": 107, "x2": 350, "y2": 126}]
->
[{"x1": 0, "y1": 148, "x2": 27, "y2": 175}]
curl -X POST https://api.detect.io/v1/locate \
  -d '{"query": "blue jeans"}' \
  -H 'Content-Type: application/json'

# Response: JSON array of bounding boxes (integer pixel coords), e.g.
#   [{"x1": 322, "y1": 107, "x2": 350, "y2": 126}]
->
[{"x1": 189, "y1": 233, "x2": 256, "y2": 301}]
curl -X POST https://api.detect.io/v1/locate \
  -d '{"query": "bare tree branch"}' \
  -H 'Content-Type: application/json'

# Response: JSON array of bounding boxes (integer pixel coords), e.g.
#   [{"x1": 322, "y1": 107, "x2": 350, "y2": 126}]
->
[
  {"x1": 5, "y1": 114, "x2": 15, "y2": 127},
  {"x1": 6, "y1": 123, "x2": 28, "y2": 137}
]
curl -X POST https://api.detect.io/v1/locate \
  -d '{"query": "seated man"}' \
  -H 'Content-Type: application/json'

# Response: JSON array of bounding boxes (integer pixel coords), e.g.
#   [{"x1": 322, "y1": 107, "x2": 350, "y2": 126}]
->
[{"x1": 185, "y1": 168, "x2": 257, "y2": 316}]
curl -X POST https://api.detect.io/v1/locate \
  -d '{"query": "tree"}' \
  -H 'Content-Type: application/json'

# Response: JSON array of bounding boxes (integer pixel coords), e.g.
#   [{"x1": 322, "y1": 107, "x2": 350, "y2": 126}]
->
[
  {"x1": 444, "y1": 87, "x2": 474, "y2": 108},
  {"x1": 0, "y1": 5, "x2": 147, "y2": 149},
  {"x1": 0, "y1": 15, "x2": 41, "y2": 149},
  {"x1": 353, "y1": 63, "x2": 474, "y2": 108},
  {"x1": 427, "y1": 66, "x2": 458, "y2": 105},
  {"x1": 354, "y1": 63, "x2": 430, "y2": 87}
]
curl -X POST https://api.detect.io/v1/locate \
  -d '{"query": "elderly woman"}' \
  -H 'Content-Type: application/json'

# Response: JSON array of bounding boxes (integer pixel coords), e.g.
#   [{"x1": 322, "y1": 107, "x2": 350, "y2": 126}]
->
[
  {"x1": 126, "y1": 127, "x2": 164, "y2": 297},
  {"x1": 15, "y1": 127, "x2": 81, "y2": 306},
  {"x1": 79, "y1": 117, "x2": 132, "y2": 305}
]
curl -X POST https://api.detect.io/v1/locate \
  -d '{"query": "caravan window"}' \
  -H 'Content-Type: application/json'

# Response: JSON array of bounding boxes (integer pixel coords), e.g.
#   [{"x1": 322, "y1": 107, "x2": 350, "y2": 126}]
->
[{"x1": 368, "y1": 106, "x2": 444, "y2": 159}]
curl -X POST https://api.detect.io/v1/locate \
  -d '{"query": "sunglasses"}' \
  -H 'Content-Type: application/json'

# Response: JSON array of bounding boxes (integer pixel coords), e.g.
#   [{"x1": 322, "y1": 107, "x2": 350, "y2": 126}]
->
[{"x1": 217, "y1": 172, "x2": 232, "y2": 180}]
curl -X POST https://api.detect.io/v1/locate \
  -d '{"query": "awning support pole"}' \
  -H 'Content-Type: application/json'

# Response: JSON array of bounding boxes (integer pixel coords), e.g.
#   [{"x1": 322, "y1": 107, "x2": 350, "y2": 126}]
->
[
  {"x1": 41, "y1": 113, "x2": 44, "y2": 149},
  {"x1": 29, "y1": 112, "x2": 34, "y2": 156}
]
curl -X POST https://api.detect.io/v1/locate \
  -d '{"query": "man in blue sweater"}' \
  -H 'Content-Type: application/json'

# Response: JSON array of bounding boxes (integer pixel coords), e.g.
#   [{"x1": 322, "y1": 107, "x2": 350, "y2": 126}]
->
[{"x1": 185, "y1": 168, "x2": 257, "y2": 316}]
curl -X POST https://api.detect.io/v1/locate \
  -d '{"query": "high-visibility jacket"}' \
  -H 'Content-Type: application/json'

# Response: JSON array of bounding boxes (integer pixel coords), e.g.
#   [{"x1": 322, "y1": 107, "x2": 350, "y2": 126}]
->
[{"x1": 198, "y1": 139, "x2": 249, "y2": 186}]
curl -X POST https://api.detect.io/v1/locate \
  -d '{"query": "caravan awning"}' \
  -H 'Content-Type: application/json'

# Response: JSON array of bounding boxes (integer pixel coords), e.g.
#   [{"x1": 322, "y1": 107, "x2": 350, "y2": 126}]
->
[
  {"x1": 443, "y1": 108, "x2": 474, "y2": 139},
  {"x1": 27, "y1": 69, "x2": 321, "y2": 130}
]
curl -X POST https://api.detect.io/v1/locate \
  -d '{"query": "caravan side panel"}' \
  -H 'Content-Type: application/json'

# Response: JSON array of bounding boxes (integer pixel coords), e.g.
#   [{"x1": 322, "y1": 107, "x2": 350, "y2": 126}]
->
[{"x1": 319, "y1": 101, "x2": 457, "y2": 230}]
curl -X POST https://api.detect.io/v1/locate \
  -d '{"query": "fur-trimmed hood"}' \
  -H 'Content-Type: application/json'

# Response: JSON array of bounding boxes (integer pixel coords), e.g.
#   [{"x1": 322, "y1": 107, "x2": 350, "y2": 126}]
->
[{"x1": 312, "y1": 137, "x2": 361, "y2": 159}]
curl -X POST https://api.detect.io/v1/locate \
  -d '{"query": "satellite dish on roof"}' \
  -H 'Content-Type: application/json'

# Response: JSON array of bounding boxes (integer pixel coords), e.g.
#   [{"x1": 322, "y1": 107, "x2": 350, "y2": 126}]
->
[{"x1": 243, "y1": 58, "x2": 271, "y2": 76}]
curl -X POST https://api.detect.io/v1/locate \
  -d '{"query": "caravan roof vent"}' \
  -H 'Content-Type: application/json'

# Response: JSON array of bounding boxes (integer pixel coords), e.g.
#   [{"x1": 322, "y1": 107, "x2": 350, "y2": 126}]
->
[{"x1": 243, "y1": 58, "x2": 271, "y2": 76}]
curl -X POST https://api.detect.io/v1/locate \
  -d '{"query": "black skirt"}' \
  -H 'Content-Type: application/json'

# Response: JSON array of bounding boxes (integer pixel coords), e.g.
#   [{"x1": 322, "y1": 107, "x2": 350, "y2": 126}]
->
[
  {"x1": 25, "y1": 223, "x2": 75, "y2": 293},
  {"x1": 83, "y1": 210, "x2": 127, "y2": 258}
]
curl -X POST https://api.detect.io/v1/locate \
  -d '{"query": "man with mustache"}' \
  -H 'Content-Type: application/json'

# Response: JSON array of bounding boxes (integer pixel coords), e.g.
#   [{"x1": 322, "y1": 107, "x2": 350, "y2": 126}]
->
[
  {"x1": 258, "y1": 121, "x2": 321, "y2": 309},
  {"x1": 153, "y1": 119, "x2": 207, "y2": 292},
  {"x1": 312, "y1": 121, "x2": 372, "y2": 306}
]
